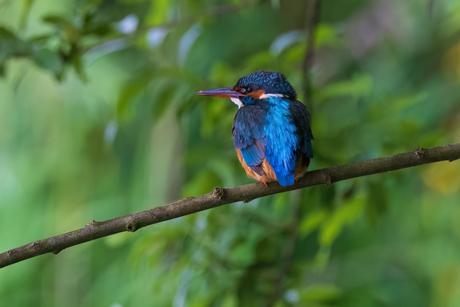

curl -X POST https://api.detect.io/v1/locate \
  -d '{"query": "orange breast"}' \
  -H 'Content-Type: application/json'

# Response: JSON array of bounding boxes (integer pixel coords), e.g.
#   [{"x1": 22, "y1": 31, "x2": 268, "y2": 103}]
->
[{"x1": 236, "y1": 149, "x2": 309, "y2": 184}]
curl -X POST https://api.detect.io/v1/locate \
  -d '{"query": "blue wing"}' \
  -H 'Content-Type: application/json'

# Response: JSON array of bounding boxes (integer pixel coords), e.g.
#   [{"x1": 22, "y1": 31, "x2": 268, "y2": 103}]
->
[{"x1": 232, "y1": 105, "x2": 267, "y2": 176}]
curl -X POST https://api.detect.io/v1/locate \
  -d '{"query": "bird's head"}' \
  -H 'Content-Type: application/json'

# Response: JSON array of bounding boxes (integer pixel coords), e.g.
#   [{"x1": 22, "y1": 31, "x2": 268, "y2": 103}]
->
[{"x1": 196, "y1": 71, "x2": 297, "y2": 108}]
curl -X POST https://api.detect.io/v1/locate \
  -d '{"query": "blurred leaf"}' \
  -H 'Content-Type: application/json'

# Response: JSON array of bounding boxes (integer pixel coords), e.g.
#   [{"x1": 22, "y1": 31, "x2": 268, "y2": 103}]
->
[
  {"x1": 83, "y1": 23, "x2": 113, "y2": 36},
  {"x1": 0, "y1": 31, "x2": 32, "y2": 62},
  {"x1": 315, "y1": 73, "x2": 374, "y2": 101},
  {"x1": 272, "y1": 192, "x2": 290, "y2": 214},
  {"x1": 255, "y1": 236, "x2": 279, "y2": 263},
  {"x1": 182, "y1": 170, "x2": 222, "y2": 197},
  {"x1": 82, "y1": 11, "x2": 114, "y2": 37},
  {"x1": 209, "y1": 62, "x2": 236, "y2": 85},
  {"x1": 20, "y1": 0, "x2": 36, "y2": 29},
  {"x1": 84, "y1": 0, "x2": 103, "y2": 5},
  {"x1": 200, "y1": 97, "x2": 229, "y2": 136},
  {"x1": 152, "y1": 81, "x2": 177, "y2": 120},
  {"x1": 43, "y1": 15, "x2": 80, "y2": 42},
  {"x1": 103, "y1": 231, "x2": 130, "y2": 247},
  {"x1": 117, "y1": 73, "x2": 153, "y2": 118},
  {"x1": 422, "y1": 161, "x2": 460, "y2": 195},
  {"x1": 300, "y1": 284, "x2": 342, "y2": 303},
  {"x1": 243, "y1": 51, "x2": 274, "y2": 71},
  {"x1": 207, "y1": 158, "x2": 238, "y2": 187},
  {"x1": 319, "y1": 194, "x2": 365, "y2": 246},
  {"x1": 229, "y1": 241, "x2": 255, "y2": 266},
  {"x1": 71, "y1": 52, "x2": 87, "y2": 81},
  {"x1": 442, "y1": 41, "x2": 460, "y2": 80},
  {"x1": 315, "y1": 23, "x2": 341, "y2": 47},
  {"x1": 269, "y1": 30, "x2": 303, "y2": 56},
  {"x1": 392, "y1": 92, "x2": 427, "y2": 111},
  {"x1": 33, "y1": 48, "x2": 64, "y2": 79},
  {"x1": 146, "y1": 0, "x2": 169, "y2": 24},
  {"x1": 284, "y1": 42, "x2": 306, "y2": 63},
  {"x1": 28, "y1": 34, "x2": 53, "y2": 42},
  {"x1": 221, "y1": 293, "x2": 238, "y2": 307},
  {"x1": 299, "y1": 210, "x2": 327, "y2": 238},
  {"x1": 366, "y1": 181, "x2": 387, "y2": 223},
  {"x1": 0, "y1": 26, "x2": 16, "y2": 39},
  {"x1": 315, "y1": 244, "x2": 331, "y2": 269},
  {"x1": 43, "y1": 15, "x2": 75, "y2": 30}
]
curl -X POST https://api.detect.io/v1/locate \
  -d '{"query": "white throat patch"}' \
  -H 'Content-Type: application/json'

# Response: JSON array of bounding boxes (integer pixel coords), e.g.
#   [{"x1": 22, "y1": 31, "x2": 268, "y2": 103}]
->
[
  {"x1": 230, "y1": 93, "x2": 285, "y2": 108},
  {"x1": 230, "y1": 97, "x2": 243, "y2": 108},
  {"x1": 259, "y1": 93, "x2": 284, "y2": 99}
]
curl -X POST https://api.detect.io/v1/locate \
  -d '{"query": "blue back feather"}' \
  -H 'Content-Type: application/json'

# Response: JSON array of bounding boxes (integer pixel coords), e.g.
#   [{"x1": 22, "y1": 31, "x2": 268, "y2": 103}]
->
[{"x1": 264, "y1": 97, "x2": 299, "y2": 186}]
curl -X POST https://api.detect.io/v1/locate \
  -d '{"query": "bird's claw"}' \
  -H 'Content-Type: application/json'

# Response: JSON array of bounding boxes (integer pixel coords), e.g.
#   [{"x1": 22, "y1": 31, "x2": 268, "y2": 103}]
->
[{"x1": 259, "y1": 180, "x2": 268, "y2": 187}]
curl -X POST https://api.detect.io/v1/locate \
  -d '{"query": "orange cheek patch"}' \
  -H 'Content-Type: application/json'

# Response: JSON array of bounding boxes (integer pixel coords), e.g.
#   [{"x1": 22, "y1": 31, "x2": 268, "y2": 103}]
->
[{"x1": 248, "y1": 90, "x2": 265, "y2": 99}]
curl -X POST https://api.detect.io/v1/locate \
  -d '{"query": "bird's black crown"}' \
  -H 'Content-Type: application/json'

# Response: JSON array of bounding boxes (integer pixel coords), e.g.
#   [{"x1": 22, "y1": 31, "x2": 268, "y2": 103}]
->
[{"x1": 234, "y1": 71, "x2": 297, "y2": 99}]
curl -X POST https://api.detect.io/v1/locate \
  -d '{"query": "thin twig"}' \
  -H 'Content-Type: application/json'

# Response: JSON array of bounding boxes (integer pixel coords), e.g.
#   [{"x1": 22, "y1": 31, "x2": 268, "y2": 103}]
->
[
  {"x1": 303, "y1": 0, "x2": 321, "y2": 103},
  {"x1": 1, "y1": 143, "x2": 460, "y2": 269},
  {"x1": 269, "y1": 190, "x2": 303, "y2": 306},
  {"x1": 427, "y1": 0, "x2": 435, "y2": 17}
]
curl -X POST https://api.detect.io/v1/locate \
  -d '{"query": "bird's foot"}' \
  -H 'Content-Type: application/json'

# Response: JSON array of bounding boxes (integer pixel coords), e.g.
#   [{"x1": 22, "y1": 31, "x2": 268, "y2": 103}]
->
[{"x1": 259, "y1": 180, "x2": 269, "y2": 187}]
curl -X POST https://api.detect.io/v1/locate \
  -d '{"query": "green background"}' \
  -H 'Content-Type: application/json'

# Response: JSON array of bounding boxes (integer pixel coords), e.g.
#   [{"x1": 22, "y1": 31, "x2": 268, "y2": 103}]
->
[{"x1": 1, "y1": 0, "x2": 460, "y2": 306}]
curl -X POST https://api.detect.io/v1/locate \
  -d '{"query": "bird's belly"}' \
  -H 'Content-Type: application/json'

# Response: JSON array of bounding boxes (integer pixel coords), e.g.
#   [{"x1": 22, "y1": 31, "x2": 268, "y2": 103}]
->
[{"x1": 236, "y1": 149, "x2": 308, "y2": 184}]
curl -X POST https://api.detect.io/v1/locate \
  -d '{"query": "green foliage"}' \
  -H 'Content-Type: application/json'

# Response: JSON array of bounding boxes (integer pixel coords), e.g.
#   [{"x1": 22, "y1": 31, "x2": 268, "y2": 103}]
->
[{"x1": 1, "y1": 0, "x2": 460, "y2": 306}]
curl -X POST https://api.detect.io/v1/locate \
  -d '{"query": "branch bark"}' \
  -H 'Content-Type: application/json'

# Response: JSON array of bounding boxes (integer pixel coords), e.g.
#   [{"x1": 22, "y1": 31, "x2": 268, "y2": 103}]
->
[{"x1": 1, "y1": 143, "x2": 460, "y2": 269}]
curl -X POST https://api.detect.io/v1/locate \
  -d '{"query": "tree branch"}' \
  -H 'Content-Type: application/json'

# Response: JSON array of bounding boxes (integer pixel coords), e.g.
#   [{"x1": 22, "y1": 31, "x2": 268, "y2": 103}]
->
[{"x1": 1, "y1": 143, "x2": 460, "y2": 269}]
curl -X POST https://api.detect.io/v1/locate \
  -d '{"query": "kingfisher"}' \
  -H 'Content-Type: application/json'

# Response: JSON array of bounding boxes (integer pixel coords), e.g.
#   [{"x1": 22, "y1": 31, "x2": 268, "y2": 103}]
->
[{"x1": 196, "y1": 71, "x2": 313, "y2": 187}]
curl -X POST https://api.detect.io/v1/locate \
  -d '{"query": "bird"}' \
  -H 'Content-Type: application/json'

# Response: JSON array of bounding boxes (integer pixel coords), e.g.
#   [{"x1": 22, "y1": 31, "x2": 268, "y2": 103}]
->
[{"x1": 196, "y1": 70, "x2": 313, "y2": 187}]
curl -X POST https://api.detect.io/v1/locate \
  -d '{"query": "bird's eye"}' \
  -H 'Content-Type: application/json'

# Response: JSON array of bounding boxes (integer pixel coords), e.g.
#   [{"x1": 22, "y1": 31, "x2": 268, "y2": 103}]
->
[{"x1": 246, "y1": 87, "x2": 252, "y2": 93}]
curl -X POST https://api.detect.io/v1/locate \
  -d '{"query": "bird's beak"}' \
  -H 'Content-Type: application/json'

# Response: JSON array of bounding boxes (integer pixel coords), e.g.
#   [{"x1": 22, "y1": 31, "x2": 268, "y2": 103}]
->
[{"x1": 195, "y1": 87, "x2": 243, "y2": 98}]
